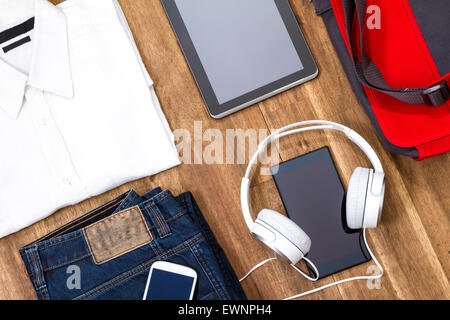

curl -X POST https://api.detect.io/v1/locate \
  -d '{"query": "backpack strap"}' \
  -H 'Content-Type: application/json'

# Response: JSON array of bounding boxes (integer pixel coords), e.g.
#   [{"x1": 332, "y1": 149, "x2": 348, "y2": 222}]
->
[{"x1": 341, "y1": 0, "x2": 450, "y2": 106}]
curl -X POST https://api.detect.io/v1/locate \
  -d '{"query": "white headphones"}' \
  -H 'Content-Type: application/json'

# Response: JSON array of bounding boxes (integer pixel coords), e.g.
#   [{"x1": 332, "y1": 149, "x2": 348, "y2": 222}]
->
[{"x1": 240, "y1": 120, "x2": 385, "y2": 298}]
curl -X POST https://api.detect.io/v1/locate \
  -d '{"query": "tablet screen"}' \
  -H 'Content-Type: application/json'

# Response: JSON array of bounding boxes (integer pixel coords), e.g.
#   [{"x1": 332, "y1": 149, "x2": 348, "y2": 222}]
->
[
  {"x1": 174, "y1": 0, "x2": 304, "y2": 104},
  {"x1": 271, "y1": 148, "x2": 370, "y2": 279}
]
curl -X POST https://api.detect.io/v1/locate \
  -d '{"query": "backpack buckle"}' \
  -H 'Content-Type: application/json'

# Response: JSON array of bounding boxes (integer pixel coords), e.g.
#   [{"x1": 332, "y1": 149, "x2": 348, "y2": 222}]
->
[{"x1": 421, "y1": 80, "x2": 450, "y2": 106}]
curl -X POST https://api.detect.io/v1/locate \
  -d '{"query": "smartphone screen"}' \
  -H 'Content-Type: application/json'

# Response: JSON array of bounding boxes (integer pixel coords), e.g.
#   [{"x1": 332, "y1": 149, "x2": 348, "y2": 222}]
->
[
  {"x1": 271, "y1": 147, "x2": 370, "y2": 279},
  {"x1": 144, "y1": 268, "x2": 196, "y2": 300}
]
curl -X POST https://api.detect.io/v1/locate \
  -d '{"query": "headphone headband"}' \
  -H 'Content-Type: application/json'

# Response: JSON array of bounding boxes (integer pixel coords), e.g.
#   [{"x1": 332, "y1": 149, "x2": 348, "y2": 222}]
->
[{"x1": 241, "y1": 120, "x2": 384, "y2": 231}]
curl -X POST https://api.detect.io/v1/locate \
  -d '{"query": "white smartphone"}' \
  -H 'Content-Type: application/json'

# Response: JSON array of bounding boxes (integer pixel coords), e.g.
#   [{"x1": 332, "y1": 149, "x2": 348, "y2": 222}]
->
[{"x1": 142, "y1": 261, "x2": 197, "y2": 300}]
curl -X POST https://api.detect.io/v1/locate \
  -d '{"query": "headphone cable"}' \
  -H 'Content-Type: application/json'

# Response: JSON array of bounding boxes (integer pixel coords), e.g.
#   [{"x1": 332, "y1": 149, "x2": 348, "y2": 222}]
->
[
  {"x1": 239, "y1": 253, "x2": 278, "y2": 282},
  {"x1": 239, "y1": 229, "x2": 384, "y2": 299},
  {"x1": 284, "y1": 228, "x2": 384, "y2": 300}
]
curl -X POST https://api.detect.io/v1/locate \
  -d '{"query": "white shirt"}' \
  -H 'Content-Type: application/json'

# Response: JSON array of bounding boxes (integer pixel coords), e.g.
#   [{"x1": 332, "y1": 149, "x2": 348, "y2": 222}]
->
[{"x1": 0, "y1": 0, "x2": 180, "y2": 237}]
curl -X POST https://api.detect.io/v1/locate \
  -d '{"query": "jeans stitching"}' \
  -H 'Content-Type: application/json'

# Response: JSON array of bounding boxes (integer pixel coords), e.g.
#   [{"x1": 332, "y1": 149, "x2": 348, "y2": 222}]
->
[
  {"x1": 114, "y1": 192, "x2": 137, "y2": 213},
  {"x1": 73, "y1": 233, "x2": 203, "y2": 300},
  {"x1": 191, "y1": 243, "x2": 227, "y2": 300},
  {"x1": 165, "y1": 208, "x2": 186, "y2": 224},
  {"x1": 30, "y1": 252, "x2": 44, "y2": 299},
  {"x1": 188, "y1": 245, "x2": 223, "y2": 300},
  {"x1": 188, "y1": 191, "x2": 239, "y2": 298},
  {"x1": 150, "y1": 205, "x2": 170, "y2": 237},
  {"x1": 43, "y1": 253, "x2": 91, "y2": 272},
  {"x1": 36, "y1": 196, "x2": 126, "y2": 242},
  {"x1": 29, "y1": 248, "x2": 48, "y2": 299},
  {"x1": 56, "y1": 200, "x2": 124, "y2": 237},
  {"x1": 41, "y1": 287, "x2": 49, "y2": 300},
  {"x1": 24, "y1": 206, "x2": 189, "y2": 275},
  {"x1": 38, "y1": 233, "x2": 84, "y2": 250},
  {"x1": 37, "y1": 206, "x2": 187, "y2": 251},
  {"x1": 152, "y1": 191, "x2": 170, "y2": 204},
  {"x1": 31, "y1": 197, "x2": 123, "y2": 250},
  {"x1": 149, "y1": 205, "x2": 166, "y2": 237},
  {"x1": 199, "y1": 291, "x2": 219, "y2": 300},
  {"x1": 159, "y1": 206, "x2": 171, "y2": 236},
  {"x1": 29, "y1": 250, "x2": 41, "y2": 288},
  {"x1": 29, "y1": 201, "x2": 186, "y2": 248},
  {"x1": 150, "y1": 237, "x2": 163, "y2": 256},
  {"x1": 25, "y1": 208, "x2": 189, "y2": 272},
  {"x1": 83, "y1": 206, "x2": 153, "y2": 265}
]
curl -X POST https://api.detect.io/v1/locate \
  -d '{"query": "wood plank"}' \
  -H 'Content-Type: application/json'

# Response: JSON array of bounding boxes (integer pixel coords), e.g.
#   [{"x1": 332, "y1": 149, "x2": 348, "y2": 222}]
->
[{"x1": 0, "y1": 0, "x2": 448, "y2": 300}]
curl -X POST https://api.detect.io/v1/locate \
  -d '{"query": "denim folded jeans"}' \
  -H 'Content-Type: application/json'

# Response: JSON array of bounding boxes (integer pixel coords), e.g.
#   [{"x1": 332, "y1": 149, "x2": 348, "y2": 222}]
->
[{"x1": 19, "y1": 188, "x2": 246, "y2": 300}]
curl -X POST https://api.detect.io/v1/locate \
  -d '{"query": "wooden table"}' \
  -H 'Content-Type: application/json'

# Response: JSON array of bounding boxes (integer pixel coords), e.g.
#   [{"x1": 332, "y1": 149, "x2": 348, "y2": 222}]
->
[{"x1": 0, "y1": 0, "x2": 449, "y2": 300}]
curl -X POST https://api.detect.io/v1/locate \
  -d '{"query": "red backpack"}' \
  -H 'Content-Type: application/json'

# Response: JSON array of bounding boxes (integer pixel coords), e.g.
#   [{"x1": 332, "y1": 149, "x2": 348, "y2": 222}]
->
[{"x1": 313, "y1": 0, "x2": 450, "y2": 159}]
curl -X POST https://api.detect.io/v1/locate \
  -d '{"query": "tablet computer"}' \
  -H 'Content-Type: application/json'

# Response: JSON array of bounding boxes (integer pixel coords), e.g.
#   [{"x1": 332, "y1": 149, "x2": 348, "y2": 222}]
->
[
  {"x1": 161, "y1": 0, "x2": 318, "y2": 118},
  {"x1": 271, "y1": 147, "x2": 370, "y2": 279}
]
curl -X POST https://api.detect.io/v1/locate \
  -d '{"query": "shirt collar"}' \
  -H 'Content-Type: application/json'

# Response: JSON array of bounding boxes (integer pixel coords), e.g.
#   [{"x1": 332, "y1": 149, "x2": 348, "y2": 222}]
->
[{"x1": 0, "y1": 0, "x2": 73, "y2": 119}]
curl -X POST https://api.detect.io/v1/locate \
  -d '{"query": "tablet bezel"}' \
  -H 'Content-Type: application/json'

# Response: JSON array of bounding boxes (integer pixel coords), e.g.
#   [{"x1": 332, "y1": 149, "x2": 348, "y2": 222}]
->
[{"x1": 161, "y1": 0, "x2": 318, "y2": 118}]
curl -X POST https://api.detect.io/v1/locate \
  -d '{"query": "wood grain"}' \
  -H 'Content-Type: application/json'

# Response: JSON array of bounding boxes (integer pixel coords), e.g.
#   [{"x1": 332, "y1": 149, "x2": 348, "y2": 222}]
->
[{"x1": 0, "y1": 0, "x2": 448, "y2": 300}]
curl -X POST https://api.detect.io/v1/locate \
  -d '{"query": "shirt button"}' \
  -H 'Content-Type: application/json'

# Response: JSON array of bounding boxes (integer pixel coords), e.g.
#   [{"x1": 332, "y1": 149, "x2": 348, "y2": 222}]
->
[
  {"x1": 62, "y1": 178, "x2": 72, "y2": 186},
  {"x1": 40, "y1": 119, "x2": 48, "y2": 127}
]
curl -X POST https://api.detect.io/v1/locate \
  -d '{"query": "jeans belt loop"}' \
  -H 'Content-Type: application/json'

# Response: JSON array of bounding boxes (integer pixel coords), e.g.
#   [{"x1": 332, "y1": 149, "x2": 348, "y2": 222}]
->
[
  {"x1": 148, "y1": 200, "x2": 172, "y2": 239},
  {"x1": 25, "y1": 245, "x2": 48, "y2": 298}
]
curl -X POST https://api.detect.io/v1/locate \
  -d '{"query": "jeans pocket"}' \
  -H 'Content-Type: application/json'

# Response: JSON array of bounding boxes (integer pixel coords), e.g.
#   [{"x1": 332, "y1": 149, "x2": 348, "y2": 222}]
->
[{"x1": 73, "y1": 234, "x2": 204, "y2": 300}]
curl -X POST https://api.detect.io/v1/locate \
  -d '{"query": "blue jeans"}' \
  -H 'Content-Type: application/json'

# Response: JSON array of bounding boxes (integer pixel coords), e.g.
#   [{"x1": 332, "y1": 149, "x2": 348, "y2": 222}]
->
[{"x1": 20, "y1": 188, "x2": 246, "y2": 300}]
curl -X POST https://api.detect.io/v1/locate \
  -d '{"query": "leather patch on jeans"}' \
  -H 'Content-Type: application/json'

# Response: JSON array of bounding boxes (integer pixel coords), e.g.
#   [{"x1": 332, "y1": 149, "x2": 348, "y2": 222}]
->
[{"x1": 83, "y1": 206, "x2": 153, "y2": 265}]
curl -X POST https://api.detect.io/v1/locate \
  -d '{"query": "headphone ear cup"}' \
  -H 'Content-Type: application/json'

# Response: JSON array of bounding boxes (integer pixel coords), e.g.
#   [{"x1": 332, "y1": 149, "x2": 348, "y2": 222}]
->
[
  {"x1": 346, "y1": 167, "x2": 371, "y2": 229},
  {"x1": 255, "y1": 209, "x2": 311, "y2": 260}
]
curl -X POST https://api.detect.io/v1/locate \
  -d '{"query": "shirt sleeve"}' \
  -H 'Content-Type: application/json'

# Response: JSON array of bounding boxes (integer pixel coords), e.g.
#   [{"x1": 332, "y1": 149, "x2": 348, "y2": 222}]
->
[
  {"x1": 111, "y1": 0, "x2": 175, "y2": 141},
  {"x1": 111, "y1": 0, "x2": 153, "y2": 87}
]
